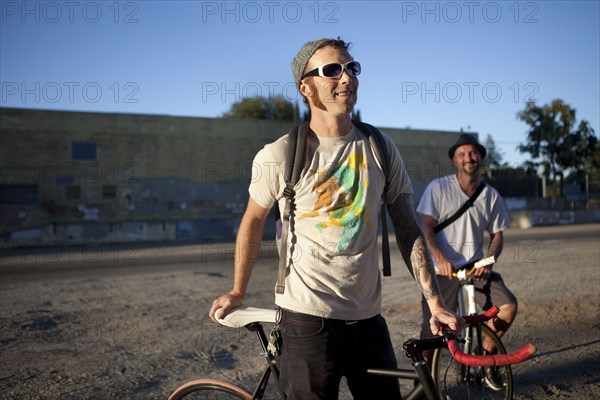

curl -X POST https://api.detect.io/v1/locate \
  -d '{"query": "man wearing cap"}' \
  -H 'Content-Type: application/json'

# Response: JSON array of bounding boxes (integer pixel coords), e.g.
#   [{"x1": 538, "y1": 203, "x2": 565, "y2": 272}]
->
[
  {"x1": 209, "y1": 37, "x2": 461, "y2": 399},
  {"x1": 416, "y1": 134, "x2": 518, "y2": 385}
]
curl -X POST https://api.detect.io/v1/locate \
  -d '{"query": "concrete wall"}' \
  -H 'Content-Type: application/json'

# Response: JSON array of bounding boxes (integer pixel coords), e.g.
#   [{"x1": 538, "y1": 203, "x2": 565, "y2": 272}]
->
[
  {"x1": 508, "y1": 210, "x2": 600, "y2": 229},
  {"x1": 1, "y1": 107, "x2": 467, "y2": 246}
]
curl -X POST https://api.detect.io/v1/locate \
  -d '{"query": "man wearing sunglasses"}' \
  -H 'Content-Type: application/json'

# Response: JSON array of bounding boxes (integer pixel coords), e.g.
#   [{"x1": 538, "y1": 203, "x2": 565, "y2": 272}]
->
[{"x1": 209, "y1": 37, "x2": 460, "y2": 399}]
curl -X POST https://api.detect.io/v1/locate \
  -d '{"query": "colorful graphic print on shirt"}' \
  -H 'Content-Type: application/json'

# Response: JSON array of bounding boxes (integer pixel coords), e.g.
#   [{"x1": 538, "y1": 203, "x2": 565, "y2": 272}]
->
[{"x1": 298, "y1": 151, "x2": 370, "y2": 252}]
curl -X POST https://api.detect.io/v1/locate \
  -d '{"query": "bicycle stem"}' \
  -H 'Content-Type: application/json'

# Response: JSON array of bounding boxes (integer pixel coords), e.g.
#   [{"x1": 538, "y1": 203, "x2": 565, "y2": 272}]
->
[{"x1": 403, "y1": 338, "x2": 442, "y2": 400}]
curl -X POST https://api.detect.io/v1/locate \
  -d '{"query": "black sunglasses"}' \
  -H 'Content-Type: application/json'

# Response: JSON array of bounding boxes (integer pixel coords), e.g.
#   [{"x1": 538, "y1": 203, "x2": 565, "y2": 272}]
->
[{"x1": 301, "y1": 61, "x2": 361, "y2": 80}]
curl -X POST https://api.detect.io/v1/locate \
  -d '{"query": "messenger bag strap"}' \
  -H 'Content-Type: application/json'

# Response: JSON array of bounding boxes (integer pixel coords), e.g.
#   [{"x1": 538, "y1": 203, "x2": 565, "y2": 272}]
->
[{"x1": 433, "y1": 181, "x2": 485, "y2": 234}]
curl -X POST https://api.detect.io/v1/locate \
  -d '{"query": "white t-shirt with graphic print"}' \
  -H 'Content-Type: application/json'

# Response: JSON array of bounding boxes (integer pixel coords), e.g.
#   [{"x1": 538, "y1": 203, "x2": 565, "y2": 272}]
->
[{"x1": 249, "y1": 124, "x2": 413, "y2": 320}]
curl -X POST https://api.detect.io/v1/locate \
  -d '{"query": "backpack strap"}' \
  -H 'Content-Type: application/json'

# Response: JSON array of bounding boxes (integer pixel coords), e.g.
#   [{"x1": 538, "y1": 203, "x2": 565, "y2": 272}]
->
[
  {"x1": 275, "y1": 122, "x2": 309, "y2": 294},
  {"x1": 352, "y1": 120, "x2": 392, "y2": 277},
  {"x1": 433, "y1": 181, "x2": 486, "y2": 234}
]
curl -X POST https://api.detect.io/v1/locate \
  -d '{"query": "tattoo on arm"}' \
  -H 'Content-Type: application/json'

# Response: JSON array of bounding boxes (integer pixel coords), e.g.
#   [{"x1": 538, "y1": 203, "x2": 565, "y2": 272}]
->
[
  {"x1": 487, "y1": 232, "x2": 504, "y2": 260},
  {"x1": 387, "y1": 194, "x2": 442, "y2": 300},
  {"x1": 410, "y1": 236, "x2": 440, "y2": 300}
]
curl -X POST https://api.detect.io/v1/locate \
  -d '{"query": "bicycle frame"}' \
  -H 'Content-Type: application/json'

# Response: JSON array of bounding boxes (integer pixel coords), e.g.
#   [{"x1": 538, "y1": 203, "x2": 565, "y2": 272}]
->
[
  {"x1": 169, "y1": 306, "x2": 535, "y2": 400},
  {"x1": 245, "y1": 322, "x2": 284, "y2": 400},
  {"x1": 457, "y1": 275, "x2": 478, "y2": 355},
  {"x1": 231, "y1": 320, "x2": 448, "y2": 400},
  {"x1": 244, "y1": 322, "x2": 444, "y2": 400},
  {"x1": 454, "y1": 273, "x2": 499, "y2": 392},
  {"x1": 369, "y1": 336, "x2": 453, "y2": 400}
]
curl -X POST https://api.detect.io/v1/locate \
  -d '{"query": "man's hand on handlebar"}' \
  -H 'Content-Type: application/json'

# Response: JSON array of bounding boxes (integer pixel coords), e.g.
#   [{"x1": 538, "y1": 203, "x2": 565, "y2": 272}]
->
[
  {"x1": 430, "y1": 308, "x2": 465, "y2": 336},
  {"x1": 473, "y1": 264, "x2": 493, "y2": 281},
  {"x1": 452, "y1": 257, "x2": 496, "y2": 282}
]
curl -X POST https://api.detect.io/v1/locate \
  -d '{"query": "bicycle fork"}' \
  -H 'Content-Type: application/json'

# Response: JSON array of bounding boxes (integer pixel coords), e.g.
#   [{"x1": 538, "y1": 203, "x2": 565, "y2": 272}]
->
[
  {"x1": 457, "y1": 280, "x2": 477, "y2": 355},
  {"x1": 457, "y1": 280, "x2": 486, "y2": 386}
]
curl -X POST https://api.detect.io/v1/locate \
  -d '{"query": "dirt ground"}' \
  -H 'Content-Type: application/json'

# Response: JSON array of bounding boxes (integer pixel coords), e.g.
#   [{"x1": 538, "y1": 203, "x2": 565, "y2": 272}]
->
[{"x1": 1, "y1": 223, "x2": 599, "y2": 399}]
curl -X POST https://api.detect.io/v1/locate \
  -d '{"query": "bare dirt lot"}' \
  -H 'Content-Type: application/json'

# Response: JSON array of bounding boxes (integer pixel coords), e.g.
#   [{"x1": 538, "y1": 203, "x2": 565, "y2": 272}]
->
[{"x1": 1, "y1": 223, "x2": 599, "y2": 399}]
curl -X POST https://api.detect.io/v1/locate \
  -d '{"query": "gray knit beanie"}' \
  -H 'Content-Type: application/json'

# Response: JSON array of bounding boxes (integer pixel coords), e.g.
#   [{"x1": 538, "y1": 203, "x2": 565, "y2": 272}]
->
[{"x1": 291, "y1": 38, "x2": 331, "y2": 87}]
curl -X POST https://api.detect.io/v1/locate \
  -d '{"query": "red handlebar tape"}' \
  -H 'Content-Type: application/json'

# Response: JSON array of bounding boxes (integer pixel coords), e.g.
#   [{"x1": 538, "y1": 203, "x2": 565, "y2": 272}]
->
[
  {"x1": 447, "y1": 341, "x2": 537, "y2": 366},
  {"x1": 463, "y1": 306, "x2": 500, "y2": 325}
]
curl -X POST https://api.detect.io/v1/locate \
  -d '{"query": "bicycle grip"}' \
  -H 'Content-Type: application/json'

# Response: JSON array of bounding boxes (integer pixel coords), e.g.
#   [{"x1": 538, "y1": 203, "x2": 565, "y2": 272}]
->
[{"x1": 447, "y1": 341, "x2": 537, "y2": 366}]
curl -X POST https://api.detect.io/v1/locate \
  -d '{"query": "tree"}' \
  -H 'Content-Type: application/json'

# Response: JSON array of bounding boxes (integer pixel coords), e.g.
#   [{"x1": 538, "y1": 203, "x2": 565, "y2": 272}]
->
[
  {"x1": 517, "y1": 99, "x2": 597, "y2": 201},
  {"x1": 222, "y1": 97, "x2": 271, "y2": 119},
  {"x1": 272, "y1": 96, "x2": 296, "y2": 121},
  {"x1": 482, "y1": 134, "x2": 506, "y2": 179},
  {"x1": 222, "y1": 96, "x2": 300, "y2": 121}
]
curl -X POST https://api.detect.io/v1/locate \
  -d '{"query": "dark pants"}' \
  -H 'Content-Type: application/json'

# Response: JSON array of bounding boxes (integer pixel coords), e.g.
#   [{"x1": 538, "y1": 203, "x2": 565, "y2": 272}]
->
[
  {"x1": 277, "y1": 309, "x2": 402, "y2": 400},
  {"x1": 421, "y1": 271, "x2": 518, "y2": 339}
]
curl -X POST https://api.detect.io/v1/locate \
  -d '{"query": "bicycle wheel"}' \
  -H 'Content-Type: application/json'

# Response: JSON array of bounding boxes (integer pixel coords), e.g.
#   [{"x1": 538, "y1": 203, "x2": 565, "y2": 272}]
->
[
  {"x1": 168, "y1": 379, "x2": 252, "y2": 400},
  {"x1": 431, "y1": 324, "x2": 513, "y2": 400}
]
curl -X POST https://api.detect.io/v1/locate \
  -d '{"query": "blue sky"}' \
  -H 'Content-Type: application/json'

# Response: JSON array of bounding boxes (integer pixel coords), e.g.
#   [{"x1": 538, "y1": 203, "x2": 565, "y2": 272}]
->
[{"x1": 1, "y1": 0, "x2": 599, "y2": 166}]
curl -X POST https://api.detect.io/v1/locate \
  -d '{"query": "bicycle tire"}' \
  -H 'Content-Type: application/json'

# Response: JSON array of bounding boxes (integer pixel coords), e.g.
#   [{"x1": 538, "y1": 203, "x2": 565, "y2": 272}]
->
[
  {"x1": 432, "y1": 323, "x2": 513, "y2": 400},
  {"x1": 168, "y1": 379, "x2": 252, "y2": 400}
]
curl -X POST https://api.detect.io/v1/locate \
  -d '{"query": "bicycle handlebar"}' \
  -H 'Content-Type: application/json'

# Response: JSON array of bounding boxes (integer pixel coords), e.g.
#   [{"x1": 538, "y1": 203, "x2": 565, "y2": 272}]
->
[
  {"x1": 216, "y1": 305, "x2": 537, "y2": 367},
  {"x1": 462, "y1": 305, "x2": 500, "y2": 325},
  {"x1": 444, "y1": 305, "x2": 537, "y2": 366},
  {"x1": 447, "y1": 339, "x2": 537, "y2": 366},
  {"x1": 452, "y1": 256, "x2": 496, "y2": 278}
]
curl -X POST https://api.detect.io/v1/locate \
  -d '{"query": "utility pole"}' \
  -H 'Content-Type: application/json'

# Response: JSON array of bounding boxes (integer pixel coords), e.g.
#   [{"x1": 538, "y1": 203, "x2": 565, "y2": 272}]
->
[{"x1": 541, "y1": 153, "x2": 547, "y2": 199}]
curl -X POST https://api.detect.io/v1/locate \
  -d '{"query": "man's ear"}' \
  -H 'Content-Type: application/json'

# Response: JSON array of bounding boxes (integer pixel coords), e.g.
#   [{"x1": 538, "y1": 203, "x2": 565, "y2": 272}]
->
[{"x1": 299, "y1": 80, "x2": 311, "y2": 98}]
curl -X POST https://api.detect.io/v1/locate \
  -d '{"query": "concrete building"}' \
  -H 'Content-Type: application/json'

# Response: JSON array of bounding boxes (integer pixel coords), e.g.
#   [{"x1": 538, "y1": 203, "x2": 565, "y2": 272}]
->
[{"x1": 1, "y1": 107, "x2": 466, "y2": 246}]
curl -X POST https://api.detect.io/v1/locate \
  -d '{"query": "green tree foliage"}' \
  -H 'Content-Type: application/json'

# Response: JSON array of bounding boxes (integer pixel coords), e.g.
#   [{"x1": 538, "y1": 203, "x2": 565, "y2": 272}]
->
[
  {"x1": 484, "y1": 134, "x2": 505, "y2": 168},
  {"x1": 517, "y1": 99, "x2": 598, "y2": 198},
  {"x1": 222, "y1": 97, "x2": 270, "y2": 119},
  {"x1": 482, "y1": 134, "x2": 506, "y2": 179},
  {"x1": 566, "y1": 144, "x2": 600, "y2": 203},
  {"x1": 222, "y1": 96, "x2": 300, "y2": 121},
  {"x1": 272, "y1": 96, "x2": 296, "y2": 121}
]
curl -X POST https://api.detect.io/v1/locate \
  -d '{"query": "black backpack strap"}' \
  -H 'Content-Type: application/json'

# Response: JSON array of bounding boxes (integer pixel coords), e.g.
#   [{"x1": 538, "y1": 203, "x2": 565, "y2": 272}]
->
[
  {"x1": 353, "y1": 120, "x2": 392, "y2": 277},
  {"x1": 353, "y1": 120, "x2": 390, "y2": 191},
  {"x1": 433, "y1": 182, "x2": 486, "y2": 234},
  {"x1": 276, "y1": 122, "x2": 309, "y2": 294}
]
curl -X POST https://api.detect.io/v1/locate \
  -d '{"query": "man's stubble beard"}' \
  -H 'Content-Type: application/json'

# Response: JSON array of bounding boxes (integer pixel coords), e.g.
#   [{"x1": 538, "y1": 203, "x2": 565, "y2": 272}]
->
[{"x1": 305, "y1": 79, "x2": 357, "y2": 114}]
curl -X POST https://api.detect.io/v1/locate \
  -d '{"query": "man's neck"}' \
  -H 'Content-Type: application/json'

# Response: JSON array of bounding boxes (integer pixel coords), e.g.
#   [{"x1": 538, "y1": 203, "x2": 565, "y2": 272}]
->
[
  {"x1": 455, "y1": 172, "x2": 482, "y2": 196},
  {"x1": 309, "y1": 111, "x2": 353, "y2": 138}
]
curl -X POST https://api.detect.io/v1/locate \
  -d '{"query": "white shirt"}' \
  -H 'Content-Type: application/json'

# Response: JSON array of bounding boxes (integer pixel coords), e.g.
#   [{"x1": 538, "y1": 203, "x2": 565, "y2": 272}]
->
[{"x1": 416, "y1": 175, "x2": 510, "y2": 271}]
